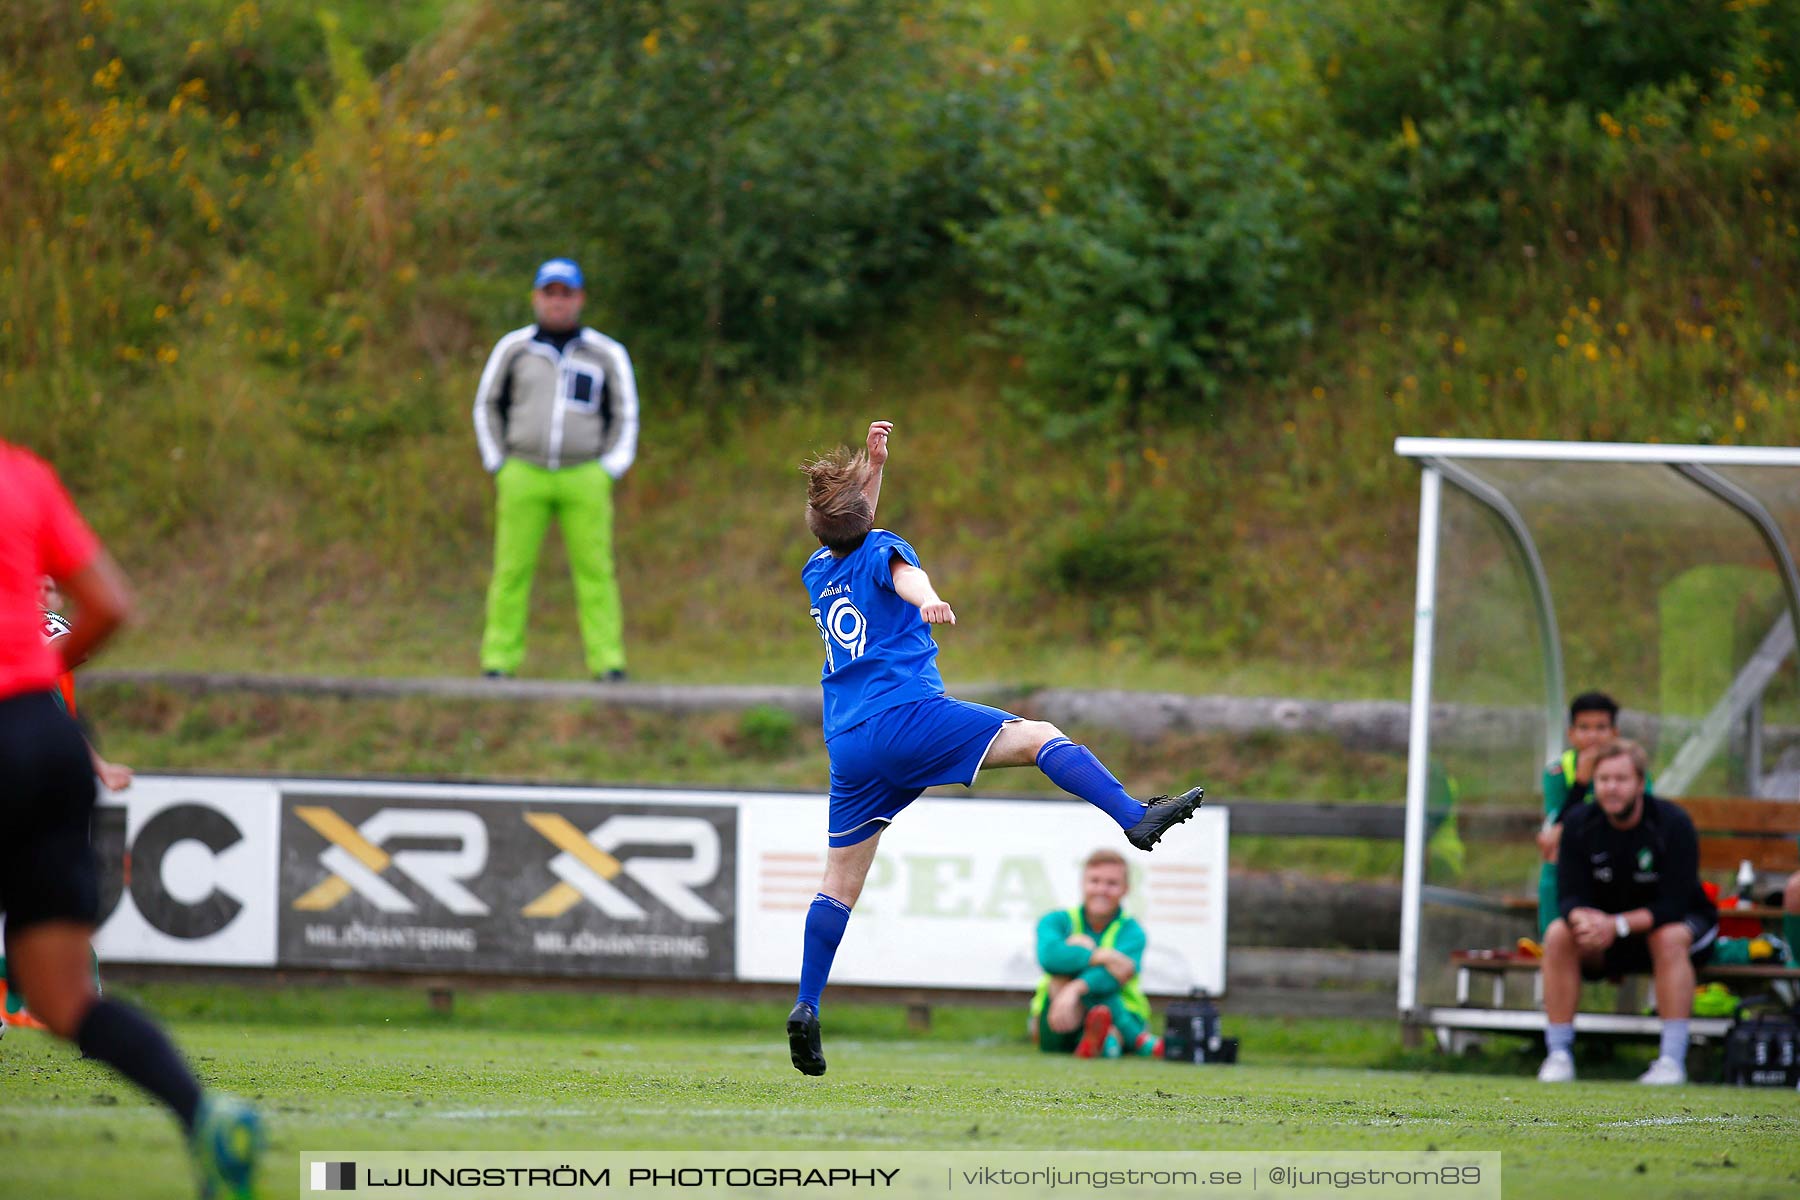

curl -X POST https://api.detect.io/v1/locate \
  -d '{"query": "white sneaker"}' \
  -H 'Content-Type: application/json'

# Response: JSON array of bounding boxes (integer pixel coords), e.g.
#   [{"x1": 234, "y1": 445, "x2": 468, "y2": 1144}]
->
[
  {"x1": 1637, "y1": 1056, "x2": 1687, "y2": 1085},
  {"x1": 1536, "y1": 1049, "x2": 1575, "y2": 1083}
]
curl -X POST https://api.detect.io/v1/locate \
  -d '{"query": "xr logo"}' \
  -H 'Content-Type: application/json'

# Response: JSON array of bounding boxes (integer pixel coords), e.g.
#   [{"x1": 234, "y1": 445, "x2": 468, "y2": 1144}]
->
[
  {"x1": 521, "y1": 813, "x2": 723, "y2": 922},
  {"x1": 292, "y1": 807, "x2": 490, "y2": 915}
]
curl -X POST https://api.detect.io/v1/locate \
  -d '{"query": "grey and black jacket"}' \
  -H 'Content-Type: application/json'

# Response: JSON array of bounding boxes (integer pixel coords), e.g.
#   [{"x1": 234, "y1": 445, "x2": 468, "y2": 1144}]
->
[{"x1": 472, "y1": 325, "x2": 639, "y2": 477}]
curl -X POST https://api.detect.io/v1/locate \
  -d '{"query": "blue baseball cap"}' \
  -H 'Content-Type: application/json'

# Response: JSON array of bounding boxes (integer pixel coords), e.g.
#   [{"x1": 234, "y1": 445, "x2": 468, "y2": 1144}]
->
[{"x1": 532, "y1": 258, "x2": 584, "y2": 290}]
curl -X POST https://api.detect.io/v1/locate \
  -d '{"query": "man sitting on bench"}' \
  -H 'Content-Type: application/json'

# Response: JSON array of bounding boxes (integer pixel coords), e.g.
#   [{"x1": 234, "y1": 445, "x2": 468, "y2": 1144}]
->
[{"x1": 1538, "y1": 738, "x2": 1718, "y2": 1086}]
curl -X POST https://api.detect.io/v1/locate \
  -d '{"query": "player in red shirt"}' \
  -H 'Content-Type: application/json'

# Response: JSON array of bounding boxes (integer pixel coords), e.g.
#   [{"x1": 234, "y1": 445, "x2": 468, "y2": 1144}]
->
[
  {"x1": 0, "y1": 578, "x2": 129, "y2": 1032},
  {"x1": 0, "y1": 440, "x2": 263, "y2": 1198}
]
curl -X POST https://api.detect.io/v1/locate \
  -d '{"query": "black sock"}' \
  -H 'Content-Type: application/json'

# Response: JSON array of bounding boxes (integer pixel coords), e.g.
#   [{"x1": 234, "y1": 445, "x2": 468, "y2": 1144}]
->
[{"x1": 75, "y1": 999, "x2": 203, "y2": 1133}]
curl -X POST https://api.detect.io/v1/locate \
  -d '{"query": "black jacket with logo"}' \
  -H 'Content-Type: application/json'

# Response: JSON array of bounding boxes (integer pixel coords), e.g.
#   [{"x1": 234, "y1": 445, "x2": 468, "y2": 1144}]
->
[{"x1": 1556, "y1": 795, "x2": 1716, "y2": 928}]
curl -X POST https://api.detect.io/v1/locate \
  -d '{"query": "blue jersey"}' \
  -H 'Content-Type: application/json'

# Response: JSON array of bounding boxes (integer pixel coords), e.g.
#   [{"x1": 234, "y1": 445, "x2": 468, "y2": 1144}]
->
[{"x1": 802, "y1": 529, "x2": 945, "y2": 738}]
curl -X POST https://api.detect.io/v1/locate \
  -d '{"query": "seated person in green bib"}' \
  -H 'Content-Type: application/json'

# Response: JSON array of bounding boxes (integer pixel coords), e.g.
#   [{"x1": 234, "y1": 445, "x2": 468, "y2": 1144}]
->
[
  {"x1": 1536, "y1": 692, "x2": 1650, "y2": 937},
  {"x1": 1028, "y1": 848, "x2": 1160, "y2": 1058},
  {"x1": 1786, "y1": 871, "x2": 1800, "y2": 966}
]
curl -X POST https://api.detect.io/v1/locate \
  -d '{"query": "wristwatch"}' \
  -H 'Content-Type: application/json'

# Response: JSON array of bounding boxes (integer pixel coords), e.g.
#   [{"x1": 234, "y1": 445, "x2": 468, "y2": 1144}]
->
[{"x1": 1614, "y1": 913, "x2": 1631, "y2": 939}]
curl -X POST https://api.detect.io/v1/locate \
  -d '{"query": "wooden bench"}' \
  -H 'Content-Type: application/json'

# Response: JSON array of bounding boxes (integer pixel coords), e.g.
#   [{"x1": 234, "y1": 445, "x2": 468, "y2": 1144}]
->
[
  {"x1": 1682, "y1": 796, "x2": 1800, "y2": 875},
  {"x1": 1450, "y1": 953, "x2": 1800, "y2": 1008},
  {"x1": 1450, "y1": 796, "x2": 1800, "y2": 1019}
]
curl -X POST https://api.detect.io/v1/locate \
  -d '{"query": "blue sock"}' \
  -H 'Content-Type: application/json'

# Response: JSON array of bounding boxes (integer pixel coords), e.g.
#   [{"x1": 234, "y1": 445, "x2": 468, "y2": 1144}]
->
[
  {"x1": 1546, "y1": 1022, "x2": 1574, "y2": 1054},
  {"x1": 796, "y1": 893, "x2": 852, "y2": 1013},
  {"x1": 1036, "y1": 737, "x2": 1146, "y2": 829},
  {"x1": 1659, "y1": 1019, "x2": 1689, "y2": 1063}
]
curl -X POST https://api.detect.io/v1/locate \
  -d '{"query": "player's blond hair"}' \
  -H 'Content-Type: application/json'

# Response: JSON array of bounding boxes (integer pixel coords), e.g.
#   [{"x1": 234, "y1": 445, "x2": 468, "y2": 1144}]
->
[
  {"x1": 802, "y1": 446, "x2": 874, "y2": 553},
  {"x1": 1084, "y1": 848, "x2": 1128, "y2": 873},
  {"x1": 1590, "y1": 737, "x2": 1650, "y2": 782}
]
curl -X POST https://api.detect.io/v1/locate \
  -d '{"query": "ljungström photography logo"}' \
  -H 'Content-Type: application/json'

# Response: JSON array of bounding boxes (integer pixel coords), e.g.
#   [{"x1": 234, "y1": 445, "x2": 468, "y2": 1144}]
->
[{"x1": 311, "y1": 1160, "x2": 356, "y2": 1191}]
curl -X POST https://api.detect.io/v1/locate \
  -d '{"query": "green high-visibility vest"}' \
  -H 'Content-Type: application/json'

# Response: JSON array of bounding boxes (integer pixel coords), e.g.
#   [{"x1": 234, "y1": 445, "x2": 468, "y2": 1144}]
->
[{"x1": 1029, "y1": 906, "x2": 1150, "y2": 1025}]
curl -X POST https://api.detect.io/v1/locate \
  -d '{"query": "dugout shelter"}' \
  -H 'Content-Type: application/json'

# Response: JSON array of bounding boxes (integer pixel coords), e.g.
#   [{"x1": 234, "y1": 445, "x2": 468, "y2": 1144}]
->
[{"x1": 1394, "y1": 437, "x2": 1800, "y2": 1042}]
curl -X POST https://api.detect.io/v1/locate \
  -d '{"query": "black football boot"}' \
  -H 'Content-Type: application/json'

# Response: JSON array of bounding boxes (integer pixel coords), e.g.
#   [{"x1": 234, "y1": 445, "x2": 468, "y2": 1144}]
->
[{"x1": 1124, "y1": 786, "x2": 1205, "y2": 851}]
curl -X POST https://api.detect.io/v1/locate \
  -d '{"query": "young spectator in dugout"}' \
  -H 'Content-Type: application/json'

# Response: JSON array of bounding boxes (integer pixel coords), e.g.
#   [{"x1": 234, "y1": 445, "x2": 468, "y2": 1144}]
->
[
  {"x1": 1028, "y1": 848, "x2": 1162, "y2": 1059},
  {"x1": 1537, "y1": 738, "x2": 1717, "y2": 1086},
  {"x1": 1786, "y1": 870, "x2": 1800, "y2": 968}
]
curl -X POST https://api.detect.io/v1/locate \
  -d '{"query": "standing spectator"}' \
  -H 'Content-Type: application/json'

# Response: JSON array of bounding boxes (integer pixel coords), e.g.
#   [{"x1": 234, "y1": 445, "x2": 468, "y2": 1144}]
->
[
  {"x1": 473, "y1": 258, "x2": 639, "y2": 681},
  {"x1": 1537, "y1": 738, "x2": 1717, "y2": 1086},
  {"x1": 1029, "y1": 848, "x2": 1161, "y2": 1059},
  {"x1": 0, "y1": 439, "x2": 262, "y2": 1194}
]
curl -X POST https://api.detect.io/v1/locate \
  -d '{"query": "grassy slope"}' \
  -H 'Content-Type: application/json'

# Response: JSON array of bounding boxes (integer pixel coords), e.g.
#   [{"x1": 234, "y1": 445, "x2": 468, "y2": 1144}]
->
[
  {"x1": 86, "y1": 346, "x2": 1420, "y2": 699},
  {"x1": 4, "y1": 987, "x2": 1797, "y2": 1199},
  {"x1": 17, "y1": 3, "x2": 1797, "y2": 710},
  {"x1": 88, "y1": 231, "x2": 1800, "y2": 706}
]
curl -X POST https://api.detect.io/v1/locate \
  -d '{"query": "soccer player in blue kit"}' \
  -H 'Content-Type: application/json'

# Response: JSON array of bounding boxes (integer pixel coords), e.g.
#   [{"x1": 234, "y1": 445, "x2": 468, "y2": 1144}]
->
[{"x1": 787, "y1": 420, "x2": 1204, "y2": 1075}]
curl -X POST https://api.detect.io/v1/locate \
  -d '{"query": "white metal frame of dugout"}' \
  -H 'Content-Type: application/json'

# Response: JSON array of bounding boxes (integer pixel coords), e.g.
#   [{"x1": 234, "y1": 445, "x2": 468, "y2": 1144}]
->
[{"x1": 1393, "y1": 437, "x2": 1800, "y2": 1041}]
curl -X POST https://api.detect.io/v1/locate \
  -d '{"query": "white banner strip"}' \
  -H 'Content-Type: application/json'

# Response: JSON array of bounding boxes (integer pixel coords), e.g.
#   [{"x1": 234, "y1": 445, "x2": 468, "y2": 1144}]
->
[{"x1": 92, "y1": 777, "x2": 1227, "y2": 996}]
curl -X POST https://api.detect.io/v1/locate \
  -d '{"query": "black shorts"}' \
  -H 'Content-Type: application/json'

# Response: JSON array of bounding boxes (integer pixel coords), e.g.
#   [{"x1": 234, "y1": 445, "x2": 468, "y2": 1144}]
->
[
  {"x1": 1582, "y1": 911, "x2": 1718, "y2": 980},
  {"x1": 0, "y1": 689, "x2": 100, "y2": 933}
]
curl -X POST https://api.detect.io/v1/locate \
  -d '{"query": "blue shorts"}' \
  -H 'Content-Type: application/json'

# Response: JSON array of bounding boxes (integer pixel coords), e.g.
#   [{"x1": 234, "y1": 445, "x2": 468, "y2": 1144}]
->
[{"x1": 826, "y1": 696, "x2": 1020, "y2": 847}]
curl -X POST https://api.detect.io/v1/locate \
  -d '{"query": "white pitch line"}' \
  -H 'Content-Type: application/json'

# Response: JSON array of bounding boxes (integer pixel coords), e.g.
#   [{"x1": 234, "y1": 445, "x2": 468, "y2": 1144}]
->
[{"x1": 1594, "y1": 1115, "x2": 1752, "y2": 1129}]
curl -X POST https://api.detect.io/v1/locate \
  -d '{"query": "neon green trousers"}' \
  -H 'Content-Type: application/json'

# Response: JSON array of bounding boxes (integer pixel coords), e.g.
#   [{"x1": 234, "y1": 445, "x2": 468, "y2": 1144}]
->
[{"x1": 480, "y1": 459, "x2": 625, "y2": 676}]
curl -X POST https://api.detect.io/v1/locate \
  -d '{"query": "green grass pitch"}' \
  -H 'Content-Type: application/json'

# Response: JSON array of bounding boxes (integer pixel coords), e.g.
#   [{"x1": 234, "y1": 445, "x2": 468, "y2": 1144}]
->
[{"x1": 1, "y1": 986, "x2": 1797, "y2": 1199}]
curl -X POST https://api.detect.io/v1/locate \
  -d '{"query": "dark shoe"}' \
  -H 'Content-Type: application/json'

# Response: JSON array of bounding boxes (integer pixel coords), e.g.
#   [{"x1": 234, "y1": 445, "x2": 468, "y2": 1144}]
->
[
  {"x1": 482, "y1": 669, "x2": 512, "y2": 679},
  {"x1": 1124, "y1": 786, "x2": 1204, "y2": 851},
  {"x1": 596, "y1": 669, "x2": 628, "y2": 683},
  {"x1": 787, "y1": 1000, "x2": 826, "y2": 1076}
]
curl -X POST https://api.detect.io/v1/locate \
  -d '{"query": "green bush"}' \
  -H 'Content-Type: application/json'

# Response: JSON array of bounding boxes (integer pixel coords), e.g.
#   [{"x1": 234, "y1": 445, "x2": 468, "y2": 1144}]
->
[
  {"x1": 105, "y1": 0, "x2": 457, "y2": 123},
  {"x1": 0, "y1": 0, "x2": 286, "y2": 533},
  {"x1": 1038, "y1": 504, "x2": 1180, "y2": 597},
  {"x1": 0, "y1": 0, "x2": 484, "y2": 542},
  {"x1": 959, "y1": 4, "x2": 1330, "y2": 429},
  {"x1": 241, "y1": 14, "x2": 487, "y2": 446},
  {"x1": 1317, "y1": 0, "x2": 1800, "y2": 269},
  {"x1": 494, "y1": 0, "x2": 993, "y2": 388},
  {"x1": 1041, "y1": 530, "x2": 1167, "y2": 597}
]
